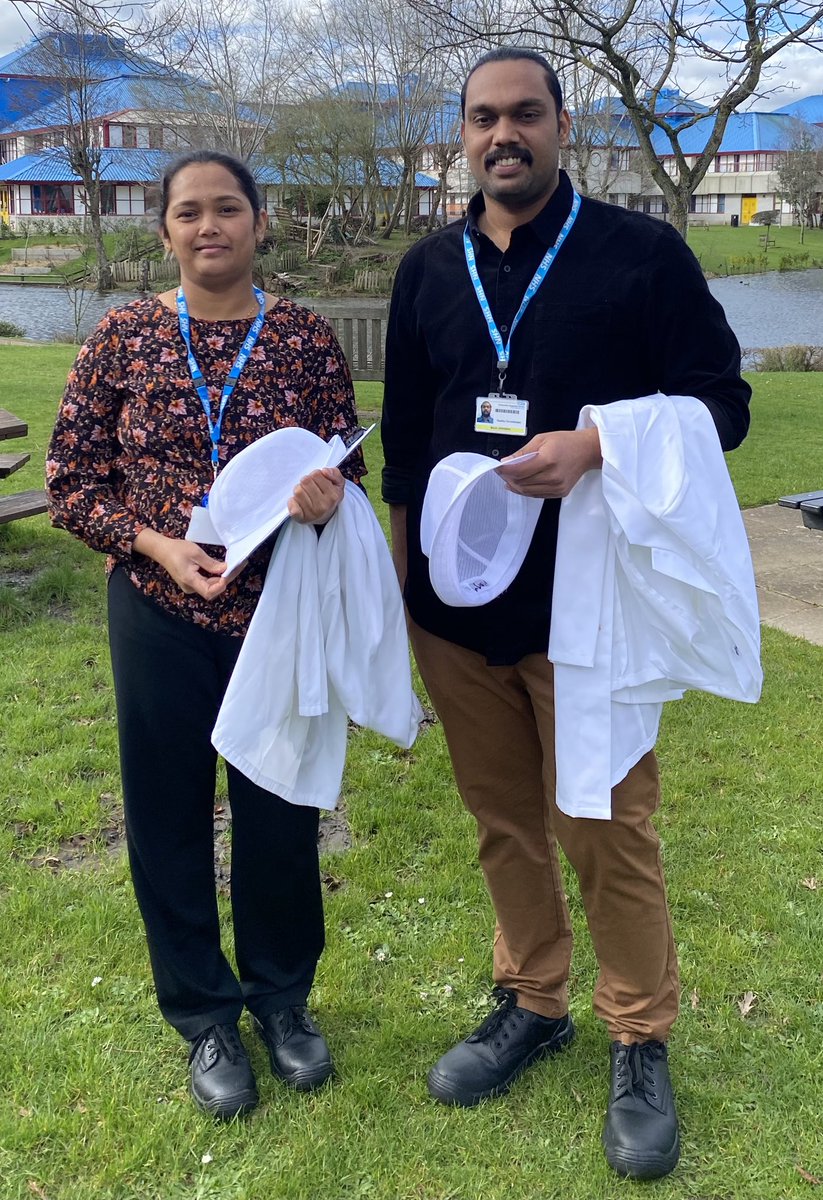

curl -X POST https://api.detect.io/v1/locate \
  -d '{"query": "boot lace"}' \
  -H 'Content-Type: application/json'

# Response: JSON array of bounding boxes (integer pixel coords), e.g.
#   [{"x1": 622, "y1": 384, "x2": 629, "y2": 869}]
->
[
  {"x1": 189, "y1": 1023, "x2": 244, "y2": 1067},
  {"x1": 613, "y1": 1041, "x2": 666, "y2": 1102},
  {"x1": 466, "y1": 987, "x2": 525, "y2": 1049}
]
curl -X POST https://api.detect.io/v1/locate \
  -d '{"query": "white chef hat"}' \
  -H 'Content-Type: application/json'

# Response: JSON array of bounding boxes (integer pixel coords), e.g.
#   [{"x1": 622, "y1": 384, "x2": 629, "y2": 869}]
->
[
  {"x1": 208, "y1": 426, "x2": 345, "y2": 574},
  {"x1": 421, "y1": 452, "x2": 544, "y2": 607}
]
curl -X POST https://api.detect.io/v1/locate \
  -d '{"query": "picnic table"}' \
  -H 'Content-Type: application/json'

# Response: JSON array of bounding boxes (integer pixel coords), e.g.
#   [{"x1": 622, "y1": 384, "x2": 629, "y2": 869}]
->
[
  {"x1": 778, "y1": 490, "x2": 823, "y2": 531},
  {"x1": 0, "y1": 408, "x2": 48, "y2": 525}
]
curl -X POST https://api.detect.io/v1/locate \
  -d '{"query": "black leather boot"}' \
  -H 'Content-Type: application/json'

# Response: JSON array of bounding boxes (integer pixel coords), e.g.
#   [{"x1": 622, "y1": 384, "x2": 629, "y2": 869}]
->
[
  {"x1": 427, "y1": 987, "x2": 575, "y2": 1107},
  {"x1": 602, "y1": 1040, "x2": 680, "y2": 1179}
]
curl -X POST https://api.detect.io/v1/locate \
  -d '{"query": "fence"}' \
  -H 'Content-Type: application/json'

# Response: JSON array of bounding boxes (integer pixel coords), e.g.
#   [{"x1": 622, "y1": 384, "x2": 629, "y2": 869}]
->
[
  {"x1": 110, "y1": 258, "x2": 179, "y2": 286},
  {"x1": 302, "y1": 298, "x2": 389, "y2": 382}
]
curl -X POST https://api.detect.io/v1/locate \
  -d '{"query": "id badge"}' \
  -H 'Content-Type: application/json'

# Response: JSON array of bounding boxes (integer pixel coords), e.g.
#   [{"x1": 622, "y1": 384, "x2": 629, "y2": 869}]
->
[
  {"x1": 185, "y1": 504, "x2": 219, "y2": 544},
  {"x1": 474, "y1": 395, "x2": 529, "y2": 436}
]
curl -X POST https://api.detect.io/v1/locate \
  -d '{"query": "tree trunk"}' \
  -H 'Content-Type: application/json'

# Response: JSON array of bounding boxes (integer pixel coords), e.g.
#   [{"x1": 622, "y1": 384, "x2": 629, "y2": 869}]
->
[
  {"x1": 381, "y1": 165, "x2": 410, "y2": 239},
  {"x1": 86, "y1": 180, "x2": 111, "y2": 294}
]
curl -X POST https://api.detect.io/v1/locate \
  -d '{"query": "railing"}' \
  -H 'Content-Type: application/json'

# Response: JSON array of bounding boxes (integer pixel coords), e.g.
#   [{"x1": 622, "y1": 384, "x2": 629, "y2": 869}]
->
[{"x1": 302, "y1": 298, "x2": 389, "y2": 382}]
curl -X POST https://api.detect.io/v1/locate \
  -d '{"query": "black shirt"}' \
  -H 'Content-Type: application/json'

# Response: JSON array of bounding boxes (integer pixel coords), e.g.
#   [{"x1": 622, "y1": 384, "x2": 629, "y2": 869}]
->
[{"x1": 381, "y1": 172, "x2": 751, "y2": 665}]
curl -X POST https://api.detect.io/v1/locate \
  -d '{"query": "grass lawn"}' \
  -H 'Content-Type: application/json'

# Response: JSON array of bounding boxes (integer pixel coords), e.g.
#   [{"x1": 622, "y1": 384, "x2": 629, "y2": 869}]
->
[
  {"x1": 685, "y1": 223, "x2": 823, "y2": 276},
  {"x1": 1, "y1": 349, "x2": 822, "y2": 1199}
]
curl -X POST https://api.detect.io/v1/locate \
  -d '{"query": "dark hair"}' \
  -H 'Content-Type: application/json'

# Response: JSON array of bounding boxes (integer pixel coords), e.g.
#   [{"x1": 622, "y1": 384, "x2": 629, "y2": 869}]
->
[
  {"x1": 460, "y1": 48, "x2": 563, "y2": 118},
  {"x1": 158, "y1": 150, "x2": 262, "y2": 231}
]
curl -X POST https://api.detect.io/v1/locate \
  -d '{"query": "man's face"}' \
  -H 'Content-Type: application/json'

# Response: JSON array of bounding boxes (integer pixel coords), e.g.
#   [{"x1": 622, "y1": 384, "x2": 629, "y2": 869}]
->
[
  {"x1": 481, "y1": 402, "x2": 492, "y2": 417},
  {"x1": 461, "y1": 59, "x2": 572, "y2": 213}
]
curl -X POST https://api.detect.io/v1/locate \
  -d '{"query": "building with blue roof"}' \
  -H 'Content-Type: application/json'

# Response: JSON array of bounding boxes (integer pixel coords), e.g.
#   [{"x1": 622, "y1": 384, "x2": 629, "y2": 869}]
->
[
  {"x1": 0, "y1": 34, "x2": 437, "y2": 230},
  {"x1": 0, "y1": 33, "x2": 819, "y2": 232},
  {"x1": 558, "y1": 91, "x2": 823, "y2": 225}
]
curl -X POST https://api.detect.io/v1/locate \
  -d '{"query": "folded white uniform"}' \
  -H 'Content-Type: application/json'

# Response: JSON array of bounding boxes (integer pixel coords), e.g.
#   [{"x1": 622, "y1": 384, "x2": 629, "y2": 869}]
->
[
  {"x1": 550, "y1": 392, "x2": 763, "y2": 820},
  {"x1": 212, "y1": 480, "x2": 422, "y2": 809}
]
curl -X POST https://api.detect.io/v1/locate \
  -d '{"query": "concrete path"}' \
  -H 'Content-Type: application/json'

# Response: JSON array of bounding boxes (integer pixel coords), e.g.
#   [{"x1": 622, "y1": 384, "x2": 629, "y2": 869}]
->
[{"x1": 743, "y1": 504, "x2": 823, "y2": 646}]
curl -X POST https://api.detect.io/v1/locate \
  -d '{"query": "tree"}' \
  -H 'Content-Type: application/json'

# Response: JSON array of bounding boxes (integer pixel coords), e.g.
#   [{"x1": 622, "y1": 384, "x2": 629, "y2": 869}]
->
[
  {"x1": 10, "y1": 0, "x2": 182, "y2": 46},
  {"x1": 776, "y1": 119, "x2": 823, "y2": 240},
  {"x1": 155, "y1": 0, "x2": 294, "y2": 160},
  {"x1": 409, "y1": 0, "x2": 823, "y2": 236},
  {"x1": 22, "y1": 14, "x2": 119, "y2": 291},
  {"x1": 296, "y1": 0, "x2": 464, "y2": 238}
]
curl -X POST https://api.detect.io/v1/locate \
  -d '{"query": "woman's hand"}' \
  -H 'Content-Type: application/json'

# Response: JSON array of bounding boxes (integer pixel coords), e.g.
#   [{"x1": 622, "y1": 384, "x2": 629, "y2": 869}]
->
[
  {"x1": 133, "y1": 529, "x2": 229, "y2": 600},
  {"x1": 287, "y1": 466, "x2": 345, "y2": 525}
]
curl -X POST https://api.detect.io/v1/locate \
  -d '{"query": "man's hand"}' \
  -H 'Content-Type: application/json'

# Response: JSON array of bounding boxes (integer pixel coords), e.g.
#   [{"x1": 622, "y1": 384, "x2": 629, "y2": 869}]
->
[
  {"x1": 497, "y1": 428, "x2": 602, "y2": 498},
  {"x1": 288, "y1": 466, "x2": 345, "y2": 525},
  {"x1": 133, "y1": 529, "x2": 229, "y2": 600}
]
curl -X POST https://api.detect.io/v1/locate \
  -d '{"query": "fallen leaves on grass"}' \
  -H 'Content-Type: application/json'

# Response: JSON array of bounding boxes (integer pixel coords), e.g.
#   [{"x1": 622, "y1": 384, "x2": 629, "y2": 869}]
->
[
  {"x1": 737, "y1": 990, "x2": 758, "y2": 1018},
  {"x1": 795, "y1": 1165, "x2": 821, "y2": 1185},
  {"x1": 801, "y1": 877, "x2": 819, "y2": 890},
  {"x1": 690, "y1": 988, "x2": 700, "y2": 1010}
]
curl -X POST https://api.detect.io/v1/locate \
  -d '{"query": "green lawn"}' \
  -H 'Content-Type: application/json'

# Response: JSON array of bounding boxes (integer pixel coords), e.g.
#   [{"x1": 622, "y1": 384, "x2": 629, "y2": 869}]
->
[
  {"x1": 685, "y1": 222, "x2": 823, "y2": 276},
  {"x1": 1, "y1": 349, "x2": 822, "y2": 1199}
]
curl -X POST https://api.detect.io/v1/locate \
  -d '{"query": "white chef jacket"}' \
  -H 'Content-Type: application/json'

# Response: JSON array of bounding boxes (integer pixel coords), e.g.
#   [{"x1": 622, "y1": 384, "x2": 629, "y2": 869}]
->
[
  {"x1": 549, "y1": 393, "x2": 762, "y2": 820},
  {"x1": 212, "y1": 481, "x2": 422, "y2": 808}
]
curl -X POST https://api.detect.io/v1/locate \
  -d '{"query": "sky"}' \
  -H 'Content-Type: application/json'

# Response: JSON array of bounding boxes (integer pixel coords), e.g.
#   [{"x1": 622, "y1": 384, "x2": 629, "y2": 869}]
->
[{"x1": 1, "y1": 4, "x2": 822, "y2": 108}]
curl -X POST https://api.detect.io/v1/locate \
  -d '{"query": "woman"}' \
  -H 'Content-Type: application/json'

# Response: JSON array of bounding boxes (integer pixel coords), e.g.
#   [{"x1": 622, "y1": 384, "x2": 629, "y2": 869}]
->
[{"x1": 46, "y1": 150, "x2": 365, "y2": 1120}]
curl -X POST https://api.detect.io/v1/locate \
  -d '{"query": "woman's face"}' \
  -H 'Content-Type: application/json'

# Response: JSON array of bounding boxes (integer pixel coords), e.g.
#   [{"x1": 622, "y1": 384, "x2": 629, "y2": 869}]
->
[{"x1": 161, "y1": 161, "x2": 267, "y2": 290}]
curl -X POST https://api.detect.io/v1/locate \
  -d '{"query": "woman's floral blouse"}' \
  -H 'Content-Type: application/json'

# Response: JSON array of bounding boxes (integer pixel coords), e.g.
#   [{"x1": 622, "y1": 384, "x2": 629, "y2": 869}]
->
[{"x1": 46, "y1": 296, "x2": 366, "y2": 636}]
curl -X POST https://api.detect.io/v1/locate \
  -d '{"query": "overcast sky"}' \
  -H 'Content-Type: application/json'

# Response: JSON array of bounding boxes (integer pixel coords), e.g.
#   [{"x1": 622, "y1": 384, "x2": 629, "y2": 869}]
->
[{"x1": 1, "y1": 5, "x2": 821, "y2": 109}]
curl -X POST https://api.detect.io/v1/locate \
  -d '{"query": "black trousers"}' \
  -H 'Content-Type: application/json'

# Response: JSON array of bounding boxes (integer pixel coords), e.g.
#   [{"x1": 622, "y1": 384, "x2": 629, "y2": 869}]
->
[{"x1": 107, "y1": 566, "x2": 325, "y2": 1041}]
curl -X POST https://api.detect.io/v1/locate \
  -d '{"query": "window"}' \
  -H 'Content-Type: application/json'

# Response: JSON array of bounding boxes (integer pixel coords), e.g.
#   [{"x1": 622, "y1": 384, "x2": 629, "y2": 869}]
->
[
  {"x1": 643, "y1": 196, "x2": 668, "y2": 214},
  {"x1": 115, "y1": 184, "x2": 145, "y2": 215},
  {"x1": 118, "y1": 124, "x2": 137, "y2": 148},
  {"x1": 30, "y1": 184, "x2": 74, "y2": 215},
  {"x1": 100, "y1": 184, "x2": 117, "y2": 215},
  {"x1": 689, "y1": 194, "x2": 726, "y2": 214}
]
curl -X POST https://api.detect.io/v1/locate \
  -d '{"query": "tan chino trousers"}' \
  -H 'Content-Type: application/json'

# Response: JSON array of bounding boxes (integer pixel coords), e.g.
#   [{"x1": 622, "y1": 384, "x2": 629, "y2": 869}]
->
[{"x1": 410, "y1": 620, "x2": 680, "y2": 1043}]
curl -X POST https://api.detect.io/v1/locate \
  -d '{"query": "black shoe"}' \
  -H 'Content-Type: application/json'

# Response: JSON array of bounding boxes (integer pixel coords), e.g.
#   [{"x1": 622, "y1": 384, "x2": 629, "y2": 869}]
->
[
  {"x1": 254, "y1": 1007, "x2": 333, "y2": 1092},
  {"x1": 602, "y1": 1040, "x2": 680, "y2": 1179},
  {"x1": 427, "y1": 987, "x2": 575, "y2": 1107},
  {"x1": 188, "y1": 1023, "x2": 258, "y2": 1120}
]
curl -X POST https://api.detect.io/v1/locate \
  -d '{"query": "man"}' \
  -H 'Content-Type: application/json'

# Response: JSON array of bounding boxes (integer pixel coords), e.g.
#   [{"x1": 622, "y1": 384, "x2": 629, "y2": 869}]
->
[{"x1": 381, "y1": 47, "x2": 750, "y2": 1180}]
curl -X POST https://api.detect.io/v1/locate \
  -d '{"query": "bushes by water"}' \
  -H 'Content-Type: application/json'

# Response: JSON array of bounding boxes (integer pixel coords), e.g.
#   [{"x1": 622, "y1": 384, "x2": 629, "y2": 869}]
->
[
  {"x1": 0, "y1": 319, "x2": 25, "y2": 337},
  {"x1": 753, "y1": 344, "x2": 823, "y2": 371}
]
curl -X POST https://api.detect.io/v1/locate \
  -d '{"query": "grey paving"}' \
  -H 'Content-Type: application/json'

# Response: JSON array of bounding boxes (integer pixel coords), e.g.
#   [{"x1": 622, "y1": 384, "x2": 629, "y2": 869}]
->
[{"x1": 743, "y1": 504, "x2": 823, "y2": 646}]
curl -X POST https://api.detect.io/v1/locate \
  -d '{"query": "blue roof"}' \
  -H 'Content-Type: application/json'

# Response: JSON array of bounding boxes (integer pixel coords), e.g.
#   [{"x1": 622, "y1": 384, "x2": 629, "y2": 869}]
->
[
  {"x1": 0, "y1": 77, "x2": 63, "y2": 128},
  {"x1": 0, "y1": 32, "x2": 203, "y2": 137},
  {"x1": 0, "y1": 147, "x2": 169, "y2": 183},
  {"x1": 771, "y1": 94, "x2": 823, "y2": 124},
  {"x1": 0, "y1": 147, "x2": 438, "y2": 189},
  {"x1": 0, "y1": 75, "x2": 217, "y2": 136},
  {"x1": 0, "y1": 32, "x2": 189, "y2": 81},
  {"x1": 649, "y1": 109, "x2": 821, "y2": 155}
]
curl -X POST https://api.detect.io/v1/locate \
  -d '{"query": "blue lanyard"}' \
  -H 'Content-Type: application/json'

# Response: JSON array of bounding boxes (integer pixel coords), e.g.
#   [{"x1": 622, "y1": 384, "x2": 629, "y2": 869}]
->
[
  {"x1": 176, "y1": 285, "x2": 266, "y2": 480},
  {"x1": 463, "y1": 190, "x2": 581, "y2": 389}
]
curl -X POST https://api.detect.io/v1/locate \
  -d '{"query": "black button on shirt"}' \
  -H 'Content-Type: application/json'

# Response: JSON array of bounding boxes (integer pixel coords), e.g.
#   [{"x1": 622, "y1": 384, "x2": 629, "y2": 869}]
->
[{"x1": 381, "y1": 172, "x2": 751, "y2": 665}]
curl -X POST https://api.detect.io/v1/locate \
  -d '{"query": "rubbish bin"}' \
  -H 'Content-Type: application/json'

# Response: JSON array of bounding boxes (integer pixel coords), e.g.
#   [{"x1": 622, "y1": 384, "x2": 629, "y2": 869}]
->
[{"x1": 730, "y1": 214, "x2": 739, "y2": 227}]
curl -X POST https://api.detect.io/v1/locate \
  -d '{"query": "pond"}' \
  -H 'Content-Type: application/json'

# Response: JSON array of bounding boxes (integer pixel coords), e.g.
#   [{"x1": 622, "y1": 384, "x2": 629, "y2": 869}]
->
[
  {"x1": 0, "y1": 270, "x2": 821, "y2": 356},
  {"x1": 707, "y1": 269, "x2": 823, "y2": 361}
]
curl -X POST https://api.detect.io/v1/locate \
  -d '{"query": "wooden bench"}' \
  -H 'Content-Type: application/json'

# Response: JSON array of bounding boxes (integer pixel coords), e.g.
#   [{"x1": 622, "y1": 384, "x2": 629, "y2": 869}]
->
[
  {"x1": 0, "y1": 408, "x2": 48, "y2": 525},
  {"x1": 303, "y1": 300, "x2": 389, "y2": 382},
  {"x1": 778, "y1": 490, "x2": 823, "y2": 531}
]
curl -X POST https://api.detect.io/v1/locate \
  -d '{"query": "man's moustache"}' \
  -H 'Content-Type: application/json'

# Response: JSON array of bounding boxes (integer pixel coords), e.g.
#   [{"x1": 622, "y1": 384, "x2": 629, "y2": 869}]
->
[{"x1": 485, "y1": 149, "x2": 533, "y2": 168}]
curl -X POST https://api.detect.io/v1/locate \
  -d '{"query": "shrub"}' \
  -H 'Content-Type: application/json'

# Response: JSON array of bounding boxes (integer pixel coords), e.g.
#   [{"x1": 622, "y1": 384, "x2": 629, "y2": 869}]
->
[
  {"x1": 754, "y1": 344, "x2": 823, "y2": 371},
  {"x1": 778, "y1": 252, "x2": 811, "y2": 272},
  {"x1": 0, "y1": 319, "x2": 26, "y2": 338}
]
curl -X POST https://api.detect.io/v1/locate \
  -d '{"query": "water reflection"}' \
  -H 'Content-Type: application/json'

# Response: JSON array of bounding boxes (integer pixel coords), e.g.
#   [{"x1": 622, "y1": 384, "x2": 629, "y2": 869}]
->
[
  {"x1": 0, "y1": 284, "x2": 141, "y2": 342},
  {"x1": 0, "y1": 271, "x2": 821, "y2": 357},
  {"x1": 708, "y1": 269, "x2": 823, "y2": 360}
]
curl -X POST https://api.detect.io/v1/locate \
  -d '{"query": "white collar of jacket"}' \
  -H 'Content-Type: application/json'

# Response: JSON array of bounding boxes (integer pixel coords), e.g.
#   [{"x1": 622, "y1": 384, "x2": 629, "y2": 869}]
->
[
  {"x1": 212, "y1": 482, "x2": 422, "y2": 808},
  {"x1": 549, "y1": 392, "x2": 762, "y2": 820}
]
